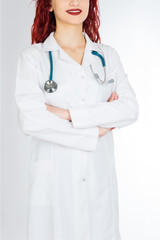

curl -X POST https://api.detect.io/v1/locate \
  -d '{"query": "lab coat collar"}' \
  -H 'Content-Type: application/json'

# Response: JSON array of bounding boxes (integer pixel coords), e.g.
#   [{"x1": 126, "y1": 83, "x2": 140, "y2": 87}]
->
[{"x1": 42, "y1": 31, "x2": 104, "y2": 67}]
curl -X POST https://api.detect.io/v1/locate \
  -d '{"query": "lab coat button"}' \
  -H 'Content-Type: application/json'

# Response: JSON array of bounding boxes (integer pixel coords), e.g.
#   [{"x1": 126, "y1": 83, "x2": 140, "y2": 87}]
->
[
  {"x1": 82, "y1": 98, "x2": 85, "y2": 101},
  {"x1": 82, "y1": 177, "x2": 86, "y2": 182}
]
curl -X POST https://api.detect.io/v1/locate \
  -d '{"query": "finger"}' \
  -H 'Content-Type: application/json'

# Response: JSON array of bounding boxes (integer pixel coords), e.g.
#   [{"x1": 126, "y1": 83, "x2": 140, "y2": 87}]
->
[
  {"x1": 108, "y1": 93, "x2": 115, "y2": 102},
  {"x1": 109, "y1": 96, "x2": 114, "y2": 102},
  {"x1": 112, "y1": 92, "x2": 117, "y2": 100},
  {"x1": 112, "y1": 92, "x2": 118, "y2": 100}
]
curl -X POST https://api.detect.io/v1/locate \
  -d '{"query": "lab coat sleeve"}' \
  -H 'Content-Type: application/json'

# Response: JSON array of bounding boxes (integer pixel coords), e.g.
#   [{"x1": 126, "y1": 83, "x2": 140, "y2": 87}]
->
[
  {"x1": 68, "y1": 46, "x2": 139, "y2": 129},
  {"x1": 15, "y1": 48, "x2": 99, "y2": 152}
]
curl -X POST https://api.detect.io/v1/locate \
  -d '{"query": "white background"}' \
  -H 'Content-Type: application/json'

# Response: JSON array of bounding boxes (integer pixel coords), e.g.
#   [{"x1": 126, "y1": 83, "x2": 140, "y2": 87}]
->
[{"x1": 1, "y1": 0, "x2": 160, "y2": 239}]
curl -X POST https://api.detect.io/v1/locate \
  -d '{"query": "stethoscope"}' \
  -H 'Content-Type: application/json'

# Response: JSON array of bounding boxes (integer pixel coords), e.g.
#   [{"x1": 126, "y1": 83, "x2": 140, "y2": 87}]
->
[{"x1": 44, "y1": 50, "x2": 114, "y2": 93}]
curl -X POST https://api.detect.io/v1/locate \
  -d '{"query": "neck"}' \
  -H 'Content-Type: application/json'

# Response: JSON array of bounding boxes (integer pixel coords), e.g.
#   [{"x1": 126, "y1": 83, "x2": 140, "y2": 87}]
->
[{"x1": 53, "y1": 25, "x2": 86, "y2": 50}]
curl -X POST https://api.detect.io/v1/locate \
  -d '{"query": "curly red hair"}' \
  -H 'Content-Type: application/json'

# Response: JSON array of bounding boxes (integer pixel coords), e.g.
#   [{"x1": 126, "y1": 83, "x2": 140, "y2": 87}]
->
[{"x1": 30, "y1": 0, "x2": 101, "y2": 44}]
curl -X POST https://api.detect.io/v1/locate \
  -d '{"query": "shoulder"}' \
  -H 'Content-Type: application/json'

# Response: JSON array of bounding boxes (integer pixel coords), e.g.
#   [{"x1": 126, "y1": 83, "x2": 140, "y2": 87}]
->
[
  {"x1": 98, "y1": 42, "x2": 120, "y2": 60},
  {"x1": 96, "y1": 42, "x2": 122, "y2": 70},
  {"x1": 18, "y1": 42, "x2": 44, "y2": 64}
]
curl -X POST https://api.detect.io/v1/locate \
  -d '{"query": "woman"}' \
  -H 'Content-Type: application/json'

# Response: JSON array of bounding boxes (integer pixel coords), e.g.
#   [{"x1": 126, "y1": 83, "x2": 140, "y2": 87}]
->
[{"x1": 15, "y1": 0, "x2": 139, "y2": 239}]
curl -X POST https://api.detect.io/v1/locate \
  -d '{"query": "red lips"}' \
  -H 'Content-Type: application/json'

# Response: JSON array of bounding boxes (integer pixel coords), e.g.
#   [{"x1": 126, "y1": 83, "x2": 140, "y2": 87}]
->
[{"x1": 66, "y1": 9, "x2": 82, "y2": 15}]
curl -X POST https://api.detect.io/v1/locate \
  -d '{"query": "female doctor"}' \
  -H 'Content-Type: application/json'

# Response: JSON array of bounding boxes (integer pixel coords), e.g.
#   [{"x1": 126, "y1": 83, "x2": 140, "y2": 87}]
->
[{"x1": 15, "y1": 0, "x2": 139, "y2": 239}]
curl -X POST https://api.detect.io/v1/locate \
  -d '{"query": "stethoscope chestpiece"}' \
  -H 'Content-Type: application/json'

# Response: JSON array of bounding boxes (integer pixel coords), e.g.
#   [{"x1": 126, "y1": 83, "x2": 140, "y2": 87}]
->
[{"x1": 44, "y1": 80, "x2": 58, "y2": 93}]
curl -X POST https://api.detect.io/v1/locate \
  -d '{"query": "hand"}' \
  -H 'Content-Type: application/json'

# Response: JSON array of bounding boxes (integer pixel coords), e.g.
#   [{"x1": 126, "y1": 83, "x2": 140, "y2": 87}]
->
[
  {"x1": 45, "y1": 104, "x2": 70, "y2": 120},
  {"x1": 99, "y1": 126, "x2": 115, "y2": 137},
  {"x1": 108, "y1": 91, "x2": 119, "y2": 102},
  {"x1": 98, "y1": 92, "x2": 119, "y2": 137}
]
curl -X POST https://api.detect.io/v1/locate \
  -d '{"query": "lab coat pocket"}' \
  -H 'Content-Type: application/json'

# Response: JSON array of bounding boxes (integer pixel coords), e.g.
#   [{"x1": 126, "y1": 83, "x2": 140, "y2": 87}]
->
[{"x1": 29, "y1": 159, "x2": 55, "y2": 206}]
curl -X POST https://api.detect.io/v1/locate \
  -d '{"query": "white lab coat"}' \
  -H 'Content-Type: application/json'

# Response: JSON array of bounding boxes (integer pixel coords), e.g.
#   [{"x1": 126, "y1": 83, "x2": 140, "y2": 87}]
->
[{"x1": 15, "y1": 31, "x2": 139, "y2": 240}]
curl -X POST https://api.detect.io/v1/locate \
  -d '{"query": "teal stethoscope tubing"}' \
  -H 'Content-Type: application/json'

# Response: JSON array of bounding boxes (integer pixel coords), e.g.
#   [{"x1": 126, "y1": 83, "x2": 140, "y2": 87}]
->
[
  {"x1": 44, "y1": 50, "x2": 108, "y2": 93},
  {"x1": 49, "y1": 51, "x2": 53, "y2": 81}
]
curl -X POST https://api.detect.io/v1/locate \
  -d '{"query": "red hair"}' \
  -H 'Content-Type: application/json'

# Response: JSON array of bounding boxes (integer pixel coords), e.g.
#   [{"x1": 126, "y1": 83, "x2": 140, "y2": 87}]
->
[{"x1": 30, "y1": 0, "x2": 101, "y2": 44}]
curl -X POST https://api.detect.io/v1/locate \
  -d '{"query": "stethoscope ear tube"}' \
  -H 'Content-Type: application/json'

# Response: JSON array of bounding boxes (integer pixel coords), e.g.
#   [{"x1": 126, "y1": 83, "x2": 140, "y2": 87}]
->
[
  {"x1": 90, "y1": 50, "x2": 107, "y2": 84},
  {"x1": 49, "y1": 51, "x2": 53, "y2": 81},
  {"x1": 91, "y1": 50, "x2": 106, "y2": 67}
]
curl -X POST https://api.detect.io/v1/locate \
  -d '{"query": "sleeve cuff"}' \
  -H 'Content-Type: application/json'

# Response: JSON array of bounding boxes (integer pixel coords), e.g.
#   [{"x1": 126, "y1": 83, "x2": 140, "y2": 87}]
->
[{"x1": 68, "y1": 106, "x2": 89, "y2": 128}]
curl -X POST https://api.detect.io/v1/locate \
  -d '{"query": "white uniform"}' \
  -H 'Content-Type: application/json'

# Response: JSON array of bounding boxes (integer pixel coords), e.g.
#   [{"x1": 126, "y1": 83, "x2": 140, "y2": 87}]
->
[{"x1": 15, "y1": 31, "x2": 139, "y2": 240}]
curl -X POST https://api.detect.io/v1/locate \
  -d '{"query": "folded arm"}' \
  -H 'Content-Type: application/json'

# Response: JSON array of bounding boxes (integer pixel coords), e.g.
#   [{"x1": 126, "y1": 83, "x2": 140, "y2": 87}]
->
[
  {"x1": 15, "y1": 48, "x2": 99, "y2": 152},
  {"x1": 68, "y1": 47, "x2": 139, "y2": 129}
]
